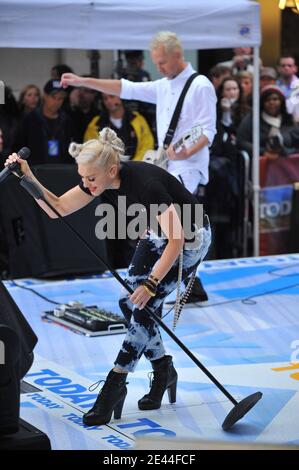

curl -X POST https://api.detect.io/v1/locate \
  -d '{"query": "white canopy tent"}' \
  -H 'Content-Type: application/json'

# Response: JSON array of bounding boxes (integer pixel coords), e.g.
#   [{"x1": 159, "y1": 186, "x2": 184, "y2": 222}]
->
[
  {"x1": 0, "y1": 0, "x2": 260, "y2": 50},
  {"x1": 0, "y1": 0, "x2": 261, "y2": 255}
]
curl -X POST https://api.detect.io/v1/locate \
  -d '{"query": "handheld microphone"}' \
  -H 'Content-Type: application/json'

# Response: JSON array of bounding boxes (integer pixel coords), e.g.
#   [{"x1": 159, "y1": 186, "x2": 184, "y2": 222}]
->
[{"x1": 0, "y1": 147, "x2": 31, "y2": 184}]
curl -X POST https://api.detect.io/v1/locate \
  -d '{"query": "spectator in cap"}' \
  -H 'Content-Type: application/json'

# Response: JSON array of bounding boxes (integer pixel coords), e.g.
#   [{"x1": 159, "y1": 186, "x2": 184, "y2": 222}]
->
[
  {"x1": 237, "y1": 84, "x2": 298, "y2": 159},
  {"x1": 43, "y1": 79, "x2": 65, "y2": 95},
  {"x1": 12, "y1": 79, "x2": 74, "y2": 164},
  {"x1": 260, "y1": 67, "x2": 277, "y2": 90}
]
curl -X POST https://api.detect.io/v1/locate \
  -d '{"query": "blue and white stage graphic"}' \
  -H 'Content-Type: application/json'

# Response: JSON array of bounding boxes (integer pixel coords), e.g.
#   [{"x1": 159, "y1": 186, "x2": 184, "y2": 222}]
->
[{"x1": 6, "y1": 254, "x2": 299, "y2": 449}]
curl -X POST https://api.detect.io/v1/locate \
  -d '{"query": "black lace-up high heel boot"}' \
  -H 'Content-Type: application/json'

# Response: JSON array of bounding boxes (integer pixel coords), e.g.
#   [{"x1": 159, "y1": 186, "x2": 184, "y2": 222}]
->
[
  {"x1": 83, "y1": 369, "x2": 128, "y2": 426},
  {"x1": 138, "y1": 355, "x2": 178, "y2": 410}
]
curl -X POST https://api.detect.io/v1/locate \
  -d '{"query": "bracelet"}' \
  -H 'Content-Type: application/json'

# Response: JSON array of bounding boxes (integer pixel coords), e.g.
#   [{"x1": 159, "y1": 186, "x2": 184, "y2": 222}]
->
[
  {"x1": 145, "y1": 279, "x2": 157, "y2": 291},
  {"x1": 141, "y1": 280, "x2": 157, "y2": 296},
  {"x1": 141, "y1": 284, "x2": 156, "y2": 297},
  {"x1": 149, "y1": 274, "x2": 160, "y2": 285},
  {"x1": 144, "y1": 280, "x2": 157, "y2": 294}
]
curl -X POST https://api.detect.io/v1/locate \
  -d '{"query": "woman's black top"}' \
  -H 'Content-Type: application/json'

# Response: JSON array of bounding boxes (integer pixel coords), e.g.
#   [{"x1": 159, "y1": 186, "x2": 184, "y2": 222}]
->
[{"x1": 79, "y1": 161, "x2": 203, "y2": 233}]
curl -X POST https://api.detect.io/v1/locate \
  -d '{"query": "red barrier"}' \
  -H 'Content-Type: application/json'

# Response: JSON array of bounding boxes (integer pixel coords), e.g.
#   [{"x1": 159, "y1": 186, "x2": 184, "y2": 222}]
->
[{"x1": 259, "y1": 154, "x2": 299, "y2": 255}]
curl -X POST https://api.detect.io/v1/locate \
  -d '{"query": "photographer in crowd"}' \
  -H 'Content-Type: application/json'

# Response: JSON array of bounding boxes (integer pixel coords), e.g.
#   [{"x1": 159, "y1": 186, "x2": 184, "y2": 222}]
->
[
  {"x1": 217, "y1": 47, "x2": 260, "y2": 75},
  {"x1": 237, "y1": 85, "x2": 298, "y2": 159}
]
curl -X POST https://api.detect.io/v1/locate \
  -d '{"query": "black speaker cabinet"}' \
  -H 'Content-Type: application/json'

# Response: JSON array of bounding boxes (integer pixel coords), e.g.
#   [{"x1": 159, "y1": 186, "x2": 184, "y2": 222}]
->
[
  {"x1": 0, "y1": 164, "x2": 108, "y2": 278},
  {"x1": 0, "y1": 280, "x2": 39, "y2": 438},
  {"x1": 0, "y1": 418, "x2": 51, "y2": 450}
]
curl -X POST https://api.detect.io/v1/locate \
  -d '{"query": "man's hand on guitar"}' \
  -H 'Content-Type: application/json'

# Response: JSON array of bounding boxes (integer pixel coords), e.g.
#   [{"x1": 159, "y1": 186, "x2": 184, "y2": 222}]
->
[{"x1": 167, "y1": 144, "x2": 189, "y2": 161}]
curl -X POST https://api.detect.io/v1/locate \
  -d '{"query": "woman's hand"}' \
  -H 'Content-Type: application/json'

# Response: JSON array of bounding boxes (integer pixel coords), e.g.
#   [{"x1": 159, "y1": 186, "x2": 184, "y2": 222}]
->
[
  {"x1": 221, "y1": 97, "x2": 232, "y2": 111},
  {"x1": 130, "y1": 285, "x2": 152, "y2": 310},
  {"x1": 5, "y1": 153, "x2": 31, "y2": 177}
]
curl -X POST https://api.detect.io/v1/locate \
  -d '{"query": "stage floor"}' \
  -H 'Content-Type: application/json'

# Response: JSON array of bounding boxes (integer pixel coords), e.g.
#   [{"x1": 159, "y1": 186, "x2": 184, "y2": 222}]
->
[{"x1": 5, "y1": 254, "x2": 299, "y2": 450}]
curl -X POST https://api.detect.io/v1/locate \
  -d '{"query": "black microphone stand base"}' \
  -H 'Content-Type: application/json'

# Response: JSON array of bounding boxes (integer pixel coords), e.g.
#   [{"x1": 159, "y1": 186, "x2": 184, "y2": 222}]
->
[{"x1": 222, "y1": 392, "x2": 263, "y2": 430}]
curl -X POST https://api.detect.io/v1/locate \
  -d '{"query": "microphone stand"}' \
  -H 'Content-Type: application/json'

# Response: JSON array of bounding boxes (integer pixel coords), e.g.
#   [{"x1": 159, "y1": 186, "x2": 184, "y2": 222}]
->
[{"x1": 19, "y1": 176, "x2": 262, "y2": 430}]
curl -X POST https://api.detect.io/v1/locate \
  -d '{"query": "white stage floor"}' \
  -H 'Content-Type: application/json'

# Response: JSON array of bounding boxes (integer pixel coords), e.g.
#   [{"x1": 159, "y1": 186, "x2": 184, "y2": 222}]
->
[{"x1": 5, "y1": 254, "x2": 299, "y2": 450}]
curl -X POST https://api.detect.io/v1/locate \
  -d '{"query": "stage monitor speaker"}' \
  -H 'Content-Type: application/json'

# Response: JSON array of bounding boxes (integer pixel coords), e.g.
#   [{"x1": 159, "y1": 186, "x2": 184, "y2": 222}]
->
[
  {"x1": 0, "y1": 280, "x2": 38, "y2": 436},
  {"x1": 0, "y1": 280, "x2": 37, "y2": 377},
  {"x1": 0, "y1": 164, "x2": 108, "y2": 278},
  {"x1": 0, "y1": 418, "x2": 51, "y2": 450}
]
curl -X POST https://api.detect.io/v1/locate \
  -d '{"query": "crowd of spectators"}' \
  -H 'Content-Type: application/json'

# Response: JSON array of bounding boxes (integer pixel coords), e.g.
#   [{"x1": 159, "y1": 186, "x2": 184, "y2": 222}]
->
[
  {"x1": 1, "y1": 50, "x2": 299, "y2": 270},
  {"x1": 206, "y1": 51, "x2": 299, "y2": 258}
]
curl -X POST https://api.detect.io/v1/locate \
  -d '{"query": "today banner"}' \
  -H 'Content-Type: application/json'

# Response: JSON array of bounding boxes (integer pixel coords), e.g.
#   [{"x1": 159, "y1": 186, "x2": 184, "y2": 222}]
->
[{"x1": 259, "y1": 154, "x2": 299, "y2": 256}]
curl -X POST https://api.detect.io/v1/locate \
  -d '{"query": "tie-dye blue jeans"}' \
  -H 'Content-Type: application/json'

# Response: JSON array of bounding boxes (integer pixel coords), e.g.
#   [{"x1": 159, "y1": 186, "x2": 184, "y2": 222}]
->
[{"x1": 114, "y1": 216, "x2": 211, "y2": 372}]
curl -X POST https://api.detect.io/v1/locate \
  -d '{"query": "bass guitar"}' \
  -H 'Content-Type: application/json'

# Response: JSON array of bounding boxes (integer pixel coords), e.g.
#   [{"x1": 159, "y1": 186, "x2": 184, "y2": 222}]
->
[{"x1": 143, "y1": 124, "x2": 202, "y2": 170}]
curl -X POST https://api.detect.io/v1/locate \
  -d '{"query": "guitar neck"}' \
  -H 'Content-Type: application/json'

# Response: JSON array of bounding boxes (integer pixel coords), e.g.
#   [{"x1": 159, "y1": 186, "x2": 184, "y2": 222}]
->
[{"x1": 170, "y1": 125, "x2": 201, "y2": 151}]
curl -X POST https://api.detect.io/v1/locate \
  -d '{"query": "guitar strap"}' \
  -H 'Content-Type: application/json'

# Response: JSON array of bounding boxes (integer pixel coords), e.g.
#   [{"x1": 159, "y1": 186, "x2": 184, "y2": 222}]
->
[
  {"x1": 163, "y1": 72, "x2": 198, "y2": 149},
  {"x1": 162, "y1": 72, "x2": 200, "y2": 328}
]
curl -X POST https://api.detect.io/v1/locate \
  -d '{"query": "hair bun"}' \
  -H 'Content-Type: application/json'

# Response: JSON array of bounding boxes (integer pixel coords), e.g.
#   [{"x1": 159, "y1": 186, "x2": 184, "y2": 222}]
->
[
  {"x1": 68, "y1": 142, "x2": 84, "y2": 159},
  {"x1": 99, "y1": 127, "x2": 118, "y2": 144},
  {"x1": 99, "y1": 127, "x2": 125, "y2": 156}
]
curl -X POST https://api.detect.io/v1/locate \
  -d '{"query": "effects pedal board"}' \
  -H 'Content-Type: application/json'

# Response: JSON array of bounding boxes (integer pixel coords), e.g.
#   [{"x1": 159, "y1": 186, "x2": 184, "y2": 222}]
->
[{"x1": 44, "y1": 301, "x2": 127, "y2": 336}]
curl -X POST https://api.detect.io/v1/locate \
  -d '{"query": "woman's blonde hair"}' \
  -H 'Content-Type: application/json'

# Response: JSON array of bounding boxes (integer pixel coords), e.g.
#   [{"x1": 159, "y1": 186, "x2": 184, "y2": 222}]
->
[{"x1": 68, "y1": 127, "x2": 125, "y2": 168}]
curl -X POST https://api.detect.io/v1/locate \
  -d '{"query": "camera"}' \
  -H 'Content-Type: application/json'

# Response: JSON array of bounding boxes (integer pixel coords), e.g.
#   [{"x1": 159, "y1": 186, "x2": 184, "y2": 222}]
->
[{"x1": 266, "y1": 134, "x2": 284, "y2": 153}]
